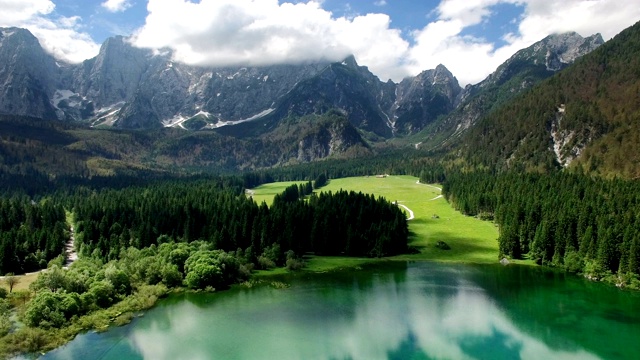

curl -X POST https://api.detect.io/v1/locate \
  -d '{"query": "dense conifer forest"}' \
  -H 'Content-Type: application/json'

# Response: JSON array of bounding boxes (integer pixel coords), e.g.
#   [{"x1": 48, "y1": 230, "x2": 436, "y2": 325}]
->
[
  {"x1": 0, "y1": 175, "x2": 408, "y2": 278},
  {"x1": 441, "y1": 171, "x2": 640, "y2": 285},
  {"x1": 72, "y1": 180, "x2": 407, "y2": 263},
  {"x1": 0, "y1": 198, "x2": 67, "y2": 274}
]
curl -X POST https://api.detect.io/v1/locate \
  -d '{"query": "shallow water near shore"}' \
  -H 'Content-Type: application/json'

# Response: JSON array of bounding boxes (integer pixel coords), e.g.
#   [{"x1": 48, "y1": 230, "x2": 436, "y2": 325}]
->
[{"x1": 42, "y1": 262, "x2": 640, "y2": 359}]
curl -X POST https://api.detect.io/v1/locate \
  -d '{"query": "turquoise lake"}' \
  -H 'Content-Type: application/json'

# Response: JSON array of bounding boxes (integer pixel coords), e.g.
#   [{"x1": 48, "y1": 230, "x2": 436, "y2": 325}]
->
[{"x1": 42, "y1": 262, "x2": 640, "y2": 359}]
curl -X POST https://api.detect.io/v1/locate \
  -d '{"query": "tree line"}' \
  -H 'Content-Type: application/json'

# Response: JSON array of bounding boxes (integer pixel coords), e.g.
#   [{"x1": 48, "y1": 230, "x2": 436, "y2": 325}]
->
[
  {"x1": 0, "y1": 197, "x2": 67, "y2": 274},
  {"x1": 440, "y1": 170, "x2": 640, "y2": 285},
  {"x1": 72, "y1": 180, "x2": 408, "y2": 265}
]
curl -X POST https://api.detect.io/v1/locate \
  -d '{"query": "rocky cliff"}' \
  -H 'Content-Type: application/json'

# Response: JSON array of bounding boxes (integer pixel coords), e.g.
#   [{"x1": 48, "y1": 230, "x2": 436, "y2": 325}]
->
[{"x1": 0, "y1": 27, "x2": 603, "y2": 146}]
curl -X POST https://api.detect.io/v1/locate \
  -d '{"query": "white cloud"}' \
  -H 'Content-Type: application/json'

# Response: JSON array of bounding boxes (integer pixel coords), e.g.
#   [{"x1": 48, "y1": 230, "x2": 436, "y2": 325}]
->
[
  {"x1": 131, "y1": 0, "x2": 410, "y2": 82},
  {"x1": 406, "y1": 0, "x2": 640, "y2": 85},
  {"x1": 0, "y1": 0, "x2": 54, "y2": 24},
  {"x1": 374, "y1": 0, "x2": 387, "y2": 6},
  {"x1": 0, "y1": 0, "x2": 100, "y2": 63},
  {"x1": 4, "y1": 0, "x2": 639, "y2": 86},
  {"x1": 101, "y1": 0, "x2": 132, "y2": 13},
  {"x1": 28, "y1": 16, "x2": 101, "y2": 63},
  {"x1": 131, "y1": 0, "x2": 640, "y2": 86}
]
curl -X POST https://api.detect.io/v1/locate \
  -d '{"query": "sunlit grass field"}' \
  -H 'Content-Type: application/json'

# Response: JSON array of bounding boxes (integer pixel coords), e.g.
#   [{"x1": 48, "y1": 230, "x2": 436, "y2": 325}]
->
[
  {"x1": 250, "y1": 175, "x2": 500, "y2": 268},
  {"x1": 0, "y1": 272, "x2": 39, "y2": 293},
  {"x1": 247, "y1": 181, "x2": 309, "y2": 206}
]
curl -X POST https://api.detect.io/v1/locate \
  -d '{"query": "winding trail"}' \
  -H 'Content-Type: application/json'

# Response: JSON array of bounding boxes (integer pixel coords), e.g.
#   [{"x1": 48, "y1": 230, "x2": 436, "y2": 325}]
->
[
  {"x1": 416, "y1": 180, "x2": 442, "y2": 191},
  {"x1": 393, "y1": 180, "x2": 446, "y2": 221},
  {"x1": 63, "y1": 226, "x2": 78, "y2": 269},
  {"x1": 397, "y1": 204, "x2": 415, "y2": 220},
  {"x1": 416, "y1": 180, "x2": 444, "y2": 200}
]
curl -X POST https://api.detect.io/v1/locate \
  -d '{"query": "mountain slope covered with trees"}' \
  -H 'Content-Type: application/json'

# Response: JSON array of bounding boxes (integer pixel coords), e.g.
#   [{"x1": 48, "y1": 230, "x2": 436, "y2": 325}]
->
[
  {"x1": 441, "y1": 171, "x2": 640, "y2": 286},
  {"x1": 458, "y1": 21, "x2": 640, "y2": 177}
]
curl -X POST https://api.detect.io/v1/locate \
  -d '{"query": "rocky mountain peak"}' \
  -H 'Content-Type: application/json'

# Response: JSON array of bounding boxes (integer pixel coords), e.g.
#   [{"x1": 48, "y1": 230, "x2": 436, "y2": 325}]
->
[
  {"x1": 0, "y1": 26, "x2": 607, "y2": 143},
  {"x1": 341, "y1": 54, "x2": 360, "y2": 69},
  {"x1": 0, "y1": 27, "x2": 59, "y2": 119},
  {"x1": 417, "y1": 31, "x2": 604, "y2": 147},
  {"x1": 74, "y1": 34, "x2": 152, "y2": 109},
  {"x1": 1, "y1": 27, "x2": 40, "y2": 47},
  {"x1": 433, "y1": 64, "x2": 455, "y2": 82},
  {"x1": 475, "y1": 31, "x2": 603, "y2": 90},
  {"x1": 391, "y1": 64, "x2": 462, "y2": 134},
  {"x1": 536, "y1": 32, "x2": 604, "y2": 71}
]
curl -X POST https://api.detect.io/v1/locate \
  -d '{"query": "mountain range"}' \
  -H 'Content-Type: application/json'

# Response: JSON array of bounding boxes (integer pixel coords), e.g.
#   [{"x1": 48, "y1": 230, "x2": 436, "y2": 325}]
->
[
  {"x1": 3, "y1": 21, "x2": 640, "y2": 178},
  {"x1": 0, "y1": 26, "x2": 601, "y2": 134}
]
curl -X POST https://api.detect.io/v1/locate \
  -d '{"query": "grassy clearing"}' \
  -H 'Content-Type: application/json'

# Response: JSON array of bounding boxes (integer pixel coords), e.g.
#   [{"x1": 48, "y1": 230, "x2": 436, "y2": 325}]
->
[
  {"x1": 250, "y1": 175, "x2": 500, "y2": 266},
  {"x1": 300, "y1": 256, "x2": 373, "y2": 272},
  {"x1": 247, "y1": 181, "x2": 309, "y2": 206},
  {"x1": 1, "y1": 272, "x2": 40, "y2": 293}
]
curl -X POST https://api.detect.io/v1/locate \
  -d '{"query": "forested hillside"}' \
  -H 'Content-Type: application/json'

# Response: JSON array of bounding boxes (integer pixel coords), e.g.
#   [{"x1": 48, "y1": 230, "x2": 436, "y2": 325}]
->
[
  {"x1": 459, "y1": 21, "x2": 640, "y2": 178},
  {"x1": 413, "y1": 32, "x2": 603, "y2": 149},
  {"x1": 0, "y1": 111, "x2": 368, "y2": 181},
  {"x1": 441, "y1": 171, "x2": 640, "y2": 286}
]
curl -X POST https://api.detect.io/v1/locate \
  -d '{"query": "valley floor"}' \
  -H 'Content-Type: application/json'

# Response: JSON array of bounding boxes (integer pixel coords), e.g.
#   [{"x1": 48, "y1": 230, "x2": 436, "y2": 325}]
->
[{"x1": 250, "y1": 175, "x2": 501, "y2": 268}]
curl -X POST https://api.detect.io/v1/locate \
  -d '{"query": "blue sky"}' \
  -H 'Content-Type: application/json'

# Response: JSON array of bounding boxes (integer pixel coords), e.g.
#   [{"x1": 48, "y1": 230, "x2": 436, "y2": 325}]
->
[{"x1": 2, "y1": 0, "x2": 640, "y2": 85}]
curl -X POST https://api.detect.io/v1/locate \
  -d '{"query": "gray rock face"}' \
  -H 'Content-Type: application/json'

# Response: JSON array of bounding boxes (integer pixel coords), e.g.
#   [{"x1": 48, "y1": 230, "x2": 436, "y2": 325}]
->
[
  {"x1": 265, "y1": 56, "x2": 396, "y2": 138},
  {"x1": 69, "y1": 36, "x2": 151, "y2": 109},
  {"x1": 392, "y1": 64, "x2": 462, "y2": 134},
  {"x1": 478, "y1": 32, "x2": 604, "y2": 90},
  {"x1": 0, "y1": 27, "x2": 464, "y2": 138},
  {"x1": 0, "y1": 28, "x2": 59, "y2": 119},
  {"x1": 0, "y1": 27, "x2": 604, "y2": 144},
  {"x1": 436, "y1": 32, "x2": 604, "y2": 140},
  {"x1": 295, "y1": 117, "x2": 364, "y2": 162},
  {"x1": 116, "y1": 60, "x2": 327, "y2": 129},
  {"x1": 264, "y1": 56, "x2": 460, "y2": 138}
]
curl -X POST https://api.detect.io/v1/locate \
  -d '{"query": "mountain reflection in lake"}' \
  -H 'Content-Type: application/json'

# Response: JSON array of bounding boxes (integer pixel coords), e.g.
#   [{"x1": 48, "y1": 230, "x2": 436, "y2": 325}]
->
[{"x1": 43, "y1": 262, "x2": 640, "y2": 360}]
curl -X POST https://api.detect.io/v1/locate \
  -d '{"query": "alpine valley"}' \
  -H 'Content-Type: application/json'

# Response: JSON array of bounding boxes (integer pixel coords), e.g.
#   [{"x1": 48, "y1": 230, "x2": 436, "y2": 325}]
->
[
  {"x1": 2, "y1": 13, "x2": 640, "y2": 360},
  {"x1": 1, "y1": 23, "x2": 621, "y2": 177}
]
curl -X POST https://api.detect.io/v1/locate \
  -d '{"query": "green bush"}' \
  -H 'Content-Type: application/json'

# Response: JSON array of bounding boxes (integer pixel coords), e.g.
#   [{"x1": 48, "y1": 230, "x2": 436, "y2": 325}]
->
[
  {"x1": 563, "y1": 251, "x2": 584, "y2": 273},
  {"x1": 583, "y1": 260, "x2": 607, "y2": 280},
  {"x1": 0, "y1": 298, "x2": 11, "y2": 337},
  {"x1": 285, "y1": 250, "x2": 304, "y2": 271},
  {"x1": 285, "y1": 258, "x2": 304, "y2": 271},
  {"x1": 257, "y1": 256, "x2": 276, "y2": 270},
  {"x1": 104, "y1": 265, "x2": 131, "y2": 295},
  {"x1": 161, "y1": 264, "x2": 183, "y2": 287},
  {"x1": 89, "y1": 280, "x2": 115, "y2": 308},
  {"x1": 23, "y1": 291, "x2": 81, "y2": 328},
  {"x1": 184, "y1": 251, "x2": 224, "y2": 289}
]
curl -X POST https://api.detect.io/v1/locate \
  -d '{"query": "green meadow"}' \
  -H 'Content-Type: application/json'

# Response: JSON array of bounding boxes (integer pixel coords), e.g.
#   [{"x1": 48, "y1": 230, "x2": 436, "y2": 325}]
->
[
  {"x1": 250, "y1": 175, "x2": 500, "y2": 268},
  {"x1": 246, "y1": 181, "x2": 309, "y2": 206}
]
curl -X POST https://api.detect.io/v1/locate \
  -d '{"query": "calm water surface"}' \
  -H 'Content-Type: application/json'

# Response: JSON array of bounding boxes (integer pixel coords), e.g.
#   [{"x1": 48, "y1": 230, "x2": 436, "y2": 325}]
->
[{"x1": 42, "y1": 262, "x2": 640, "y2": 359}]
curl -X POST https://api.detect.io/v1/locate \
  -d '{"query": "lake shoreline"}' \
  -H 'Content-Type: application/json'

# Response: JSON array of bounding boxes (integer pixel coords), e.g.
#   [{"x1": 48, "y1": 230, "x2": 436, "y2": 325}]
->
[
  {"x1": 7, "y1": 253, "x2": 631, "y2": 359},
  {"x1": 40, "y1": 261, "x2": 640, "y2": 360}
]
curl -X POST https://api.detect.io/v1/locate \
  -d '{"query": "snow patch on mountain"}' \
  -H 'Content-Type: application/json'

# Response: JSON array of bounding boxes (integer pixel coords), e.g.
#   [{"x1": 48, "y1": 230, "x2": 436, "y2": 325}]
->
[
  {"x1": 1, "y1": 29, "x2": 15, "y2": 38},
  {"x1": 90, "y1": 102, "x2": 126, "y2": 127},
  {"x1": 163, "y1": 115, "x2": 187, "y2": 128},
  {"x1": 207, "y1": 108, "x2": 275, "y2": 129},
  {"x1": 52, "y1": 90, "x2": 81, "y2": 109}
]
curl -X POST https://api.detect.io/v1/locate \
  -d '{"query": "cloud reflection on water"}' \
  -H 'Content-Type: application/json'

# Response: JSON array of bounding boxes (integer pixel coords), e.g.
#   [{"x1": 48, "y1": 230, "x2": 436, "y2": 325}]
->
[{"x1": 126, "y1": 266, "x2": 600, "y2": 360}]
